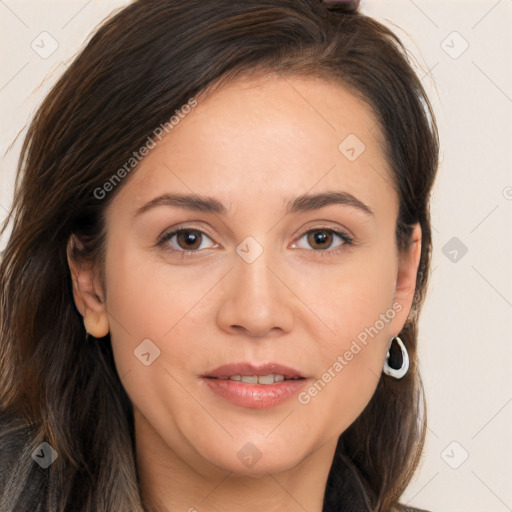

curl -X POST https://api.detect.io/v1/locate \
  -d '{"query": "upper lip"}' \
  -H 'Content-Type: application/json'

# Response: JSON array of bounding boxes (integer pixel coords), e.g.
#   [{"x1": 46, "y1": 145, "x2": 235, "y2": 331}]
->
[{"x1": 203, "y1": 362, "x2": 305, "y2": 380}]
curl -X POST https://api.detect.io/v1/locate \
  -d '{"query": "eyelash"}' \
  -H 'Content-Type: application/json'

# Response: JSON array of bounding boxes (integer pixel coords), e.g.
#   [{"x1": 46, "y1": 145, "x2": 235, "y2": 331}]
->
[{"x1": 157, "y1": 226, "x2": 354, "y2": 258}]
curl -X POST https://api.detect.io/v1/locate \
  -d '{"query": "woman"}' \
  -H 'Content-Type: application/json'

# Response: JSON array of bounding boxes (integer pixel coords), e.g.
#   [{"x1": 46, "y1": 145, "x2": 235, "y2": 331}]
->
[{"x1": 0, "y1": 0, "x2": 439, "y2": 510}]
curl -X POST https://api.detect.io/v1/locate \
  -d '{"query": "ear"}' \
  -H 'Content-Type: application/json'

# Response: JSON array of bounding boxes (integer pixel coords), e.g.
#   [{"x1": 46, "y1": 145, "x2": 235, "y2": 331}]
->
[
  {"x1": 390, "y1": 223, "x2": 422, "y2": 336},
  {"x1": 66, "y1": 235, "x2": 110, "y2": 338}
]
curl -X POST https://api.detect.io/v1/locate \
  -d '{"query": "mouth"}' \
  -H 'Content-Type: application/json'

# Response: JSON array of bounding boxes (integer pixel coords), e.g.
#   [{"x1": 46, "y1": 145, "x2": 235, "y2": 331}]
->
[
  {"x1": 201, "y1": 362, "x2": 308, "y2": 409},
  {"x1": 205, "y1": 374, "x2": 305, "y2": 385},
  {"x1": 202, "y1": 362, "x2": 306, "y2": 383}
]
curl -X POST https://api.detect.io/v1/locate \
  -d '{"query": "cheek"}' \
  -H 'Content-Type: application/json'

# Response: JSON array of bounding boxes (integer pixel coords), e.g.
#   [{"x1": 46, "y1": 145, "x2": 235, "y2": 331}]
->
[
  {"x1": 101, "y1": 247, "x2": 207, "y2": 435},
  {"x1": 286, "y1": 242, "x2": 398, "y2": 345},
  {"x1": 288, "y1": 245, "x2": 397, "y2": 417},
  {"x1": 104, "y1": 237, "x2": 212, "y2": 336},
  {"x1": 297, "y1": 357, "x2": 382, "y2": 442},
  {"x1": 102, "y1": 241, "x2": 219, "y2": 381},
  {"x1": 294, "y1": 262, "x2": 395, "y2": 438}
]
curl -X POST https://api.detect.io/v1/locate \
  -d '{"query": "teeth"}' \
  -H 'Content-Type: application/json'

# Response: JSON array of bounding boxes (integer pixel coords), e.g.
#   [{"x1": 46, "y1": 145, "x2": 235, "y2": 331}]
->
[
  {"x1": 258, "y1": 374, "x2": 284, "y2": 384},
  {"x1": 240, "y1": 375, "x2": 258, "y2": 384},
  {"x1": 225, "y1": 374, "x2": 286, "y2": 384}
]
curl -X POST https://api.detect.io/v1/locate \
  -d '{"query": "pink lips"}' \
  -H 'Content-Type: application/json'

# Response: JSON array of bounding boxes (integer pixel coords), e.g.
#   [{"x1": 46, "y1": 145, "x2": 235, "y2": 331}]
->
[{"x1": 202, "y1": 362, "x2": 308, "y2": 409}]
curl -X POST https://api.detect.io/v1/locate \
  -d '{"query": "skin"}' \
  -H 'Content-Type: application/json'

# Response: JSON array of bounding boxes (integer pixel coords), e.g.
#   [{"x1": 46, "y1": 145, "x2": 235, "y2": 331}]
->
[{"x1": 68, "y1": 74, "x2": 421, "y2": 512}]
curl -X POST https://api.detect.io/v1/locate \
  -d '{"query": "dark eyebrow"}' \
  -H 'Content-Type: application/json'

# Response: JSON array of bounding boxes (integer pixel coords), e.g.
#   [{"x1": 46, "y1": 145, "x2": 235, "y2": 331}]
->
[
  {"x1": 135, "y1": 193, "x2": 228, "y2": 216},
  {"x1": 135, "y1": 191, "x2": 374, "y2": 218},
  {"x1": 286, "y1": 191, "x2": 374, "y2": 217}
]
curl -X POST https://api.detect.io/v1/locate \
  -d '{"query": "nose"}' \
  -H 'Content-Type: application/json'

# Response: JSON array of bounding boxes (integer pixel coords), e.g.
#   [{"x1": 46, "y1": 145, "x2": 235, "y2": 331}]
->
[{"x1": 215, "y1": 250, "x2": 295, "y2": 338}]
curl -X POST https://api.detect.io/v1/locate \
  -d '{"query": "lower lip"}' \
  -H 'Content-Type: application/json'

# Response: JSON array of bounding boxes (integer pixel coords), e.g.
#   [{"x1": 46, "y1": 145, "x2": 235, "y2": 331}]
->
[{"x1": 203, "y1": 378, "x2": 308, "y2": 409}]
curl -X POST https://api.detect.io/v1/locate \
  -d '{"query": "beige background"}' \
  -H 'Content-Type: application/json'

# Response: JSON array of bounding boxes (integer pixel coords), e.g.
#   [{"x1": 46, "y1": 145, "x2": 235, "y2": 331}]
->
[{"x1": 1, "y1": 1, "x2": 511, "y2": 510}]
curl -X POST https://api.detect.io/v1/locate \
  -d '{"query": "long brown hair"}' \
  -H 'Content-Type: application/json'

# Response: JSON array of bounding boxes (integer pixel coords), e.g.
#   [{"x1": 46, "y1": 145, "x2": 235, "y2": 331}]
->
[{"x1": 0, "y1": 1, "x2": 439, "y2": 510}]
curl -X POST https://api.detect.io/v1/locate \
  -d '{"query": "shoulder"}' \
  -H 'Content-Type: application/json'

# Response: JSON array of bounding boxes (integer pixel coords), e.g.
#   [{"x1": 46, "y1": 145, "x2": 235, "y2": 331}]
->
[
  {"x1": 0, "y1": 410, "x2": 33, "y2": 480},
  {"x1": 0, "y1": 410, "x2": 48, "y2": 510}
]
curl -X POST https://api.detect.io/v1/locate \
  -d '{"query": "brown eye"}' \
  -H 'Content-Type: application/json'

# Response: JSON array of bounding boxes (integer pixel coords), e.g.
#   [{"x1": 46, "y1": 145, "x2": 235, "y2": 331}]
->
[
  {"x1": 159, "y1": 228, "x2": 216, "y2": 252},
  {"x1": 176, "y1": 230, "x2": 203, "y2": 250},
  {"x1": 307, "y1": 230, "x2": 333, "y2": 250},
  {"x1": 293, "y1": 228, "x2": 353, "y2": 252}
]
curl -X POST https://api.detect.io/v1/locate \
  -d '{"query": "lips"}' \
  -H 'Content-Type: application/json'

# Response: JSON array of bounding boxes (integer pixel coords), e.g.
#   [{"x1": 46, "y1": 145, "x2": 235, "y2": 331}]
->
[
  {"x1": 201, "y1": 362, "x2": 308, "y2": 408},
  {"x1": 202, "y1": 362, "x2": 307, "y2": 409},
  {"x1": 203, "y1": 362, "x2": 305, "y2": 380}
]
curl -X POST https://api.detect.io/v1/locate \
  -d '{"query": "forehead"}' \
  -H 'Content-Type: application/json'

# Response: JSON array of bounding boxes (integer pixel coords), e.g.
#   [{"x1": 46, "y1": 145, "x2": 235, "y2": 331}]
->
[{"x1": 111, "y1": 74, "x2": 397, "y2": 222}]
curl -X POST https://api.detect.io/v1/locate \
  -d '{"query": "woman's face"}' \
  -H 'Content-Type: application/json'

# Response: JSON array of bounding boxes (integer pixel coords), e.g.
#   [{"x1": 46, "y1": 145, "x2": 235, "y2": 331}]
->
[{"x1": 74, "y1": 74, "x2": 420, "y2": 477}]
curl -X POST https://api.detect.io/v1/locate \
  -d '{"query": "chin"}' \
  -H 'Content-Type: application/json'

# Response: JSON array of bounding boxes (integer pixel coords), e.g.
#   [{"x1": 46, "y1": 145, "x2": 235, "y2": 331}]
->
[{"x1": 198, "y1": 438, "x2": 309, "y2": 478}]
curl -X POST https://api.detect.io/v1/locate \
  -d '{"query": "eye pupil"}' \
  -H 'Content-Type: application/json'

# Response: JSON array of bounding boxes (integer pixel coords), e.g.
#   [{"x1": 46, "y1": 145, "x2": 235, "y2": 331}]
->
[
  {"x1": 308, "y1": 230, "x2": 332, "y2": 249},
  {"x1": 177, "y1": 230, "x2": 201, "y2": 249}
]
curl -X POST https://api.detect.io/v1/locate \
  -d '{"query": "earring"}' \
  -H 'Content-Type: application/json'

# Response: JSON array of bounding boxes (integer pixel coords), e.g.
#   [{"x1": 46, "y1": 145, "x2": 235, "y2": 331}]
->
[{"x1": 383, "y1": 336, "x2": 409, "y2": 380}]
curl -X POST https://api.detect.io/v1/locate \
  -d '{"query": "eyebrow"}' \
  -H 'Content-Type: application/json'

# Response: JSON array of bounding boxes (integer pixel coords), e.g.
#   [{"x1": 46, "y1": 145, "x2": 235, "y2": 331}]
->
[
  {"x1": 135, "y1": 193, "x2": 227, "y2": 216},
  {"x1": 135, "y1": 191, "x2": 374, "y2": 218},
  {"x1": 286, "y1": 191, "x2": 374, "y2": 217}
]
